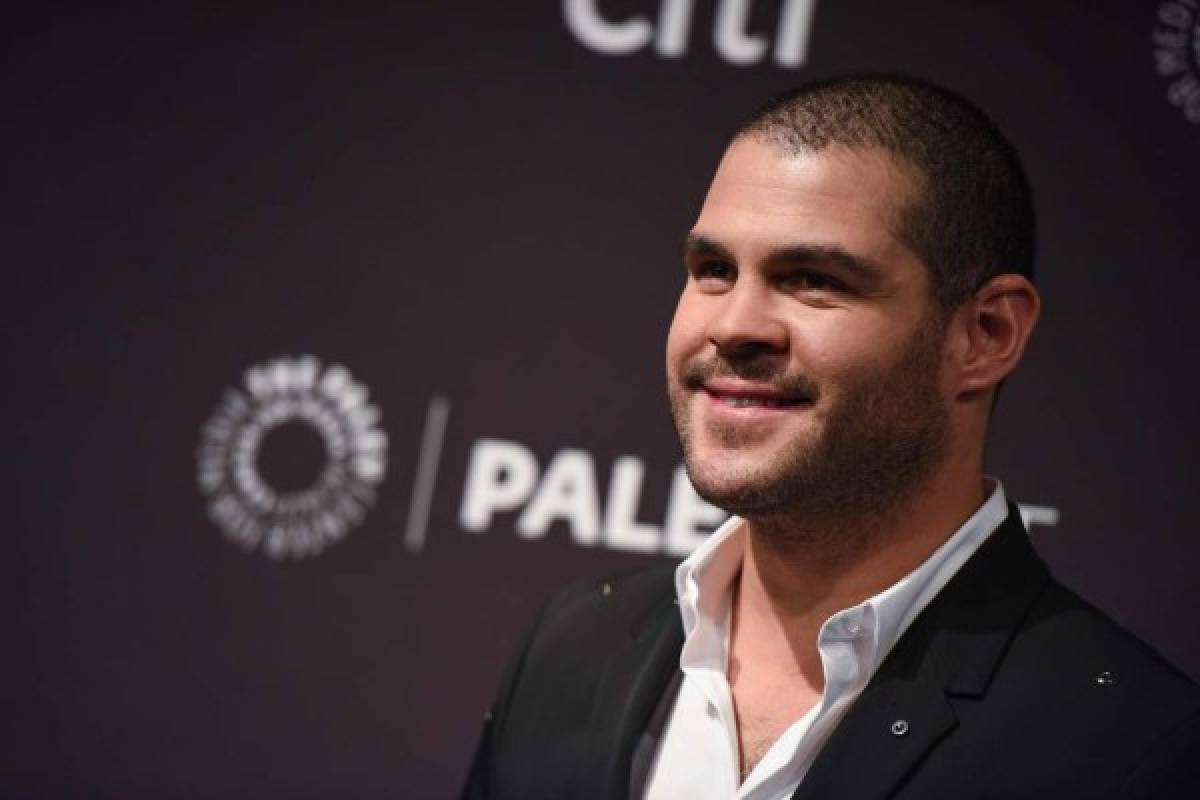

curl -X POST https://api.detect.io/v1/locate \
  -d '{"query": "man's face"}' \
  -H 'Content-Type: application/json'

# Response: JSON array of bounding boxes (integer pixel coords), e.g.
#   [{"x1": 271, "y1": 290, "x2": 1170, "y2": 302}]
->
[{"x1": 666, "y1": 137, "x2": 950, "y2": 521}]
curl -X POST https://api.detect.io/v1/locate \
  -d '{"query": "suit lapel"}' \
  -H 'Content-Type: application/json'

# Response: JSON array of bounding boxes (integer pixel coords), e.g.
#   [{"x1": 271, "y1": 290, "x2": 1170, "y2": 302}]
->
[
  {"x1": 579, "y1": 578, "x2": 684, "y2": 800},
  {"x1": 792, "y1": 505, "x2": 1050, "y2": 800},
  {"x1": 790, "y1": 623, "x2": 957, "y2": 800}
]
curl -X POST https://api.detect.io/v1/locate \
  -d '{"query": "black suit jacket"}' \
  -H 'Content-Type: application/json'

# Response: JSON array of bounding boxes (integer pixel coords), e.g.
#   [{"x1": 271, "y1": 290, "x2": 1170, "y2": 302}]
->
[{"x1": 463, "y1": 507, "x2": 1200, "y2": 798}]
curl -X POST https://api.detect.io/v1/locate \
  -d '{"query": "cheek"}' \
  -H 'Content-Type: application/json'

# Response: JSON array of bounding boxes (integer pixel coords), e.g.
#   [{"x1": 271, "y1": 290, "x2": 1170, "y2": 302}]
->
[
  {"x1": 666, "y1": 294, "x2": 705, "y2": 370},
  {"x1": 793, "y1": 320, "x2": 898, "y2": 383},
  {"x1": 790, "y1": 317, "x2": 857, "y2": 364}
]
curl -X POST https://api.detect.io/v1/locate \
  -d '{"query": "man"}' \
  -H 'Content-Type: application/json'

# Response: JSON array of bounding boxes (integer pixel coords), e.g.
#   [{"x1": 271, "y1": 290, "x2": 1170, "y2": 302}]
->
[{"x1": 461, "y1": 75, "x2": 1200, "y2": 799}]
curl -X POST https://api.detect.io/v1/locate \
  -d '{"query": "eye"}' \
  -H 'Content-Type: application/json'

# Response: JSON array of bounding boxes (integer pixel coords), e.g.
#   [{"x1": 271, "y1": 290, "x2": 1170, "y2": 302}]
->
[
  {"x1": 691, "y1": 260, "x2": 735, "y2": 287},
  {"x1": 785, "y1": 269, "x2": 845, "y2": 293}
]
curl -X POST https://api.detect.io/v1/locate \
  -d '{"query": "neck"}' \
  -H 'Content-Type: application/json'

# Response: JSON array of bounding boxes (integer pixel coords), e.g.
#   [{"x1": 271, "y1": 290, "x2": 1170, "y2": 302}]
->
[{"x1": 736, "y1": 455, "x2": 986, "y2": 628}]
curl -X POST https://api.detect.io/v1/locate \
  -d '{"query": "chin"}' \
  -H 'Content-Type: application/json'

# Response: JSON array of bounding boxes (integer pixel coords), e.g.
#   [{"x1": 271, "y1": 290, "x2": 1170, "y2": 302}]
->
[{"x1": 684, "y1": 453, "x2": 783, "y2": 514}]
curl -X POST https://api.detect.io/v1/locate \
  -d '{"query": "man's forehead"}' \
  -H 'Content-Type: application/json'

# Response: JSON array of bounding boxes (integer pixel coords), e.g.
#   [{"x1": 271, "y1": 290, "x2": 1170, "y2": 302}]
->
[
  {"x1": 706, "y1": 136, "x2": 918, "y2": 214},
  {"x1": 696, "y1": 137, "x2": 921, "y2": 258}
]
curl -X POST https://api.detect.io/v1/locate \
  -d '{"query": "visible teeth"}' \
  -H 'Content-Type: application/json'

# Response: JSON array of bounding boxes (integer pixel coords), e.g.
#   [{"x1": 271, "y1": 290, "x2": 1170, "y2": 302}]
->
[{"x1": 722, "y1": 396, "x2": 784, "y2": 408}]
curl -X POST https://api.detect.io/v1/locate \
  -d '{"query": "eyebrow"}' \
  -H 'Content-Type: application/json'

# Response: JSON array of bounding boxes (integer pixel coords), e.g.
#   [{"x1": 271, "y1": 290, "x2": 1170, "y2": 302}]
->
[{"x1": 683, "y1": 232, "x2": 887, "y2": 283}]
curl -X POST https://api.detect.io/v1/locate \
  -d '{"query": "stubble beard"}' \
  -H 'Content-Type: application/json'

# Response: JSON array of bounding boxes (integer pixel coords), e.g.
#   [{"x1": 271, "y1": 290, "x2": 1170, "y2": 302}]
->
[{"x1": 669, "y1": 316, "x2": 950, "y2": 555}]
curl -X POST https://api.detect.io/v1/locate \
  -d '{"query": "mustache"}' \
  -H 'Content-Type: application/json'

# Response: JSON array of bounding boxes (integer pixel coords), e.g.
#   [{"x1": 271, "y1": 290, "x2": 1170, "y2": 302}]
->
[{"x1": 679, "y1": 358, "x2": 820, "y2": 402}]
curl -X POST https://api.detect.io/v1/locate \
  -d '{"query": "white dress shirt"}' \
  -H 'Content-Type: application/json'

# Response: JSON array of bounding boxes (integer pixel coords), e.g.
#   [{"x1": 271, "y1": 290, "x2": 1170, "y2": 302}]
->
[{"x1": 643, "y1": 481, "x2": 1010, "y2": 800}]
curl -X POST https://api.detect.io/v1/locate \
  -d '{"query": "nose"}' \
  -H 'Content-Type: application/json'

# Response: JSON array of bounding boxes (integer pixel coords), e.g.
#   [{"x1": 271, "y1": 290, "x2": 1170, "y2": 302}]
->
[{"x1": 706, "y1": 280, "x2": 788, "y2": 358}]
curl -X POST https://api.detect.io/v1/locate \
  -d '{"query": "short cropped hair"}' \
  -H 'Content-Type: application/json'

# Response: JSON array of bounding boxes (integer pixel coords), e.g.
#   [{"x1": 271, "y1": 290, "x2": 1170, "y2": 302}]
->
[{"x1": 738, "y1": 74, "x2": 1035, "y2": 310}]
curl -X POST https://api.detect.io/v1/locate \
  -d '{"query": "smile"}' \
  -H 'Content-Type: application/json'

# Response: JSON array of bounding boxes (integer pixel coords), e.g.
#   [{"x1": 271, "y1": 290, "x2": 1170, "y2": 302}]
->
[
  {"x1": 712, "y1": 395, "x2": 799, "y2": 408},
  {"x1": 700, "y1": 380, "x2": 814, "y2": 414}
]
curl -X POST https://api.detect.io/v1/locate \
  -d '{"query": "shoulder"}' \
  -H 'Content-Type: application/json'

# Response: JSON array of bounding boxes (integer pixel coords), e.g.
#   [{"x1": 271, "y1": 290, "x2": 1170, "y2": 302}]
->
[
  {"x1": 977, "y1": 578, "x2": 1200, "y2": 795},
  {"x1": 1016, "y1": 578, "x2": 1198, "y2": 702},
  {"x1": 943, "y1": 511, "x2": 1198, "y2": 714},
  {"x1": 533, "y1": 561, "x2": 679, "y2": 646},
  {"x1": 462, "y1": 562, "x2": 680, "y2": 799},
  {"x1": 503, "y1": 562, "x2": 680, "y2": 715}
]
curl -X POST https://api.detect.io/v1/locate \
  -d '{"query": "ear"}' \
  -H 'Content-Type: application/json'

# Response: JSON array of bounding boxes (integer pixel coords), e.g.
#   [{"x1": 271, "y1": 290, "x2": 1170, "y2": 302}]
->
[{"x1": 945, "y1": 274, "x2": 1041, "y2": 399}]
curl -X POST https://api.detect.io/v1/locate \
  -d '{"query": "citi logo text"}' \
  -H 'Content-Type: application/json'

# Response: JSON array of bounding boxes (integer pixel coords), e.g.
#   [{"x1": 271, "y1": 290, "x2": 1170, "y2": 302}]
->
[{"x1": 564, "y1": 0, "x2": 819, "y2": 67}]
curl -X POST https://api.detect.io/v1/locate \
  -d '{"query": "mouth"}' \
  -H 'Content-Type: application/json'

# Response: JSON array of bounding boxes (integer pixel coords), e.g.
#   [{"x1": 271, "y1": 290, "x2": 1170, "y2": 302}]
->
[{"x1": 700, "y1": 380, "x2": 815, "y2": 412}]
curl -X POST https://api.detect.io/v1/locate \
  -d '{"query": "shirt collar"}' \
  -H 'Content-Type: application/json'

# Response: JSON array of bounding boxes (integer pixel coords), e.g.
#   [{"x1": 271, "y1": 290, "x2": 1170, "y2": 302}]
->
[
  {"x1": 673, "y1": 479, "x2": 1010, "y2": 672},
  {"x1": 863, "y1": 479, "x2": 1008, "y2": 671}
]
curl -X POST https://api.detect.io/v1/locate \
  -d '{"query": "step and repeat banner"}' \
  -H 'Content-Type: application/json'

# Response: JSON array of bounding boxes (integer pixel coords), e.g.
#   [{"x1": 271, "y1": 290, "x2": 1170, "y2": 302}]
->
[{"x1": 6, "y1": 2, "x2": 1199, "y2": 796}]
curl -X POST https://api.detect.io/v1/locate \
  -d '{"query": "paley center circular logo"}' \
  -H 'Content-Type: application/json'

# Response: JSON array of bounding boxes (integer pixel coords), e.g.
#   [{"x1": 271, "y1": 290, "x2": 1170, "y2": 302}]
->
[
  {"x1": 197, "y1": 355, "x2": 387, "y2": 559},
  {"x1": 1154, "y1": 0, "x2": 1200, "y2": 123}
]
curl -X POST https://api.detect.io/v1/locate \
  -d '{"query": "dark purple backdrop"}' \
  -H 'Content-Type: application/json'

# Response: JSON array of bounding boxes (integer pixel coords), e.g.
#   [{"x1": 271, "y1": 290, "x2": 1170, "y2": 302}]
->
[{"x1": 6, "y1": 2, "x2": 1199, "y2": 796}]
